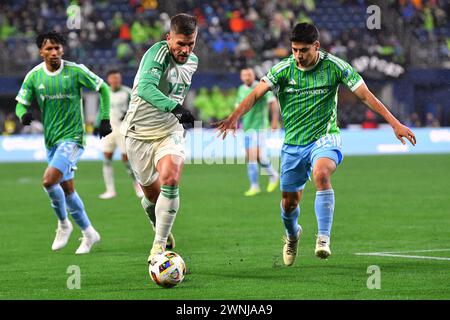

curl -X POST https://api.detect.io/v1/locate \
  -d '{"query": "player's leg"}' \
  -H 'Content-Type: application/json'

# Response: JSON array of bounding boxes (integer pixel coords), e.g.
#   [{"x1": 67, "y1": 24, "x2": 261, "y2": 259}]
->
[
  {"x1": 140, "y1": 176, "x2": 176, "y2": 250},
  {"x1": 99, "y1": 151, "x2": 116, "y2": 199},
  {"x1": 279, "y1": 143, "x2": 311, "y2": 266},
  {"x1": 99, "y1": 130, "x2": 117, "y2": 199},
  {"x1": 149, "y1": 153, "x2": 184, "y2": 260},
  {"x1": 121, "y1": 152, "x2": 144, "y2": 198},
  {"x1": 257, "y1": 132, "x2": 279, "y2": 192},
  {"x1": 310, "y1": 134, "x2": 343, "y2": 259},
  {"x1": 244, "y1": 132, "x2": 260, "y2": 196},
  {"x1": 51, "y1": 142, "x2": 100, "y2": 254},
  {"x1": 42, "y1": 164, "x2": 72, "y2": 251}
]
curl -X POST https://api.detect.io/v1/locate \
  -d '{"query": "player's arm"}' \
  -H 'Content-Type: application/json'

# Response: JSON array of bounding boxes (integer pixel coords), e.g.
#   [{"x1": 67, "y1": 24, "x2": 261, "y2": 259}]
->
[
  {"x1": 213, "y1": 81, "x2": 271, "y2": 139},
  {"x1": 78, "y1": 65, "x2": 112, "y2": 137},
  {"x1": 15, "y1": 74, "x2": 35, "y2": 125},
  {"x1": 269, "y1": 99, "x2": 279, "y2": 130},
  {"x1": 137, "y1": 47, "x2": 194, "y2": 126},
  {"x1": 353, "y1": 83, "x2": 416, "y2": 146}
]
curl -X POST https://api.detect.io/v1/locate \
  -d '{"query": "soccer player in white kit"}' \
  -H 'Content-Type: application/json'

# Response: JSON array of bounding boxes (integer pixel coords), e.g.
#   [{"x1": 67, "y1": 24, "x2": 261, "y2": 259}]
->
[
  {"x1": 97, "y1": 70, "x2": 144, "y2": 199},
  {"x1": 120, "y1": 13, "x2": 198, "y2": 262}
]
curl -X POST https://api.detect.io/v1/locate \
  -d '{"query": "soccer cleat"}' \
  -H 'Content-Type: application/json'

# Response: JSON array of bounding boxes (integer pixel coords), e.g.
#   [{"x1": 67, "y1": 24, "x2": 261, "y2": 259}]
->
[
  {"x1": 282, "y1": 226, "x2": 302, "y2": 266},
  {"x1": 244, "y1": 187, "x2": 261, "y2": 197},
  {"x1": 315, "y1": 235, "x2": 331, "y2": 259},
  {"x1": 99, "y1": 191, "x2": 117, "y2": 199},
  {"x1": 147, "y1": 243, "x2": 164, "y2": 265},
  {"x1": 266, "y1": 176, "x2": 279, "y2": 193},
  {"x1": 52, "y1": 220, "x2": 73, "y2": 251},
  {"x1": 134, "y1": 182, "x2": 144, "y2": 198},
  {"x1": 75, "y1": 227, "x2": 101, "y2": 254},
  {"x1": 166, "y1": 233, "x2": 176, "y2": 250}
]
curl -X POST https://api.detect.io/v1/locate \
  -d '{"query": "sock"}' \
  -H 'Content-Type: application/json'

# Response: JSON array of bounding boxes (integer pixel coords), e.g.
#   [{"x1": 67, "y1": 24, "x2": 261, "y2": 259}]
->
[
  {"x1": 65, "y1": 191, "x2": 91, "y2": 230},
  {"x1": 280, "y1": 202, "x2": 300, "y2": 239},
  {"x1": 141, "y1": 196, "x2": 156, "y2": 230},
  {"x1": 153, "y1": 185, "x2": 179, "y2": 247},
  {"x1": 260, "y1": 157, "x2": 278, "y2": 180},
  {"x1": 103, "y1": 159, "x2": 115, "y2": 193},
  {"x1": 44, "y1": 184, "x2": 68, "y2": 221},
  {"x1": 315, "y1": 189, "x2": 335, "y2": 237},
  {"x1": 247, "y1": 162, "x2": 259, "y2": 189},
  {"x1": 124, "y1": 161, "x2": 137, "y2": 181}
]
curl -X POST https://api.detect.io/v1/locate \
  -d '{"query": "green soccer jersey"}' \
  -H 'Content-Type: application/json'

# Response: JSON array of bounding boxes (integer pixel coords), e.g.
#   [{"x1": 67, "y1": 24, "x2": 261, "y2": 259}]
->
[
  {"x1": 15, "y1": 60, "x2": 106, "y2": 149},
  {"x1": 262, "y1": 51, "x2": 364, "y2": 145},
  {"x1": 235, "y1": 81, "x2": 276, "y2": 131}
]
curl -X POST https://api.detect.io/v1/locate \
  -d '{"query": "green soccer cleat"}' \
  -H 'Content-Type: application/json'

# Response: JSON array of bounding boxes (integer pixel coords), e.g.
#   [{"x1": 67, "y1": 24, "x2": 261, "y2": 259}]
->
[
  {"x1": 266, "y1": 177, "x2": 279, "y2": 193},
  {"x1": 315, "y1": 235, "x2": 331, "y2": 259},
  {"x1": 244, "y1": 187, "x2": 261, "y2": 197}
]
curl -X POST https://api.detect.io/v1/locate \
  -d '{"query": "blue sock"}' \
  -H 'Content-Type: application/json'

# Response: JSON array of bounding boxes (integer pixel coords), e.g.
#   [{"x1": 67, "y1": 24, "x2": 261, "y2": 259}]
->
[
  {"x1": 280, "y1": 203, "x2": 300, "y2": 238},
  {"x1": 44, "y1": 184, "x2": 68, "y2": 221},
  {"x1": 65, "y1": 191, "x2": 91, "y2": 230},
  {"x1": 315, "y1": 189, "x2": 335, "y2": 237},
  {"x1": 247, "y1": 162, "x2": 259, "y2": 188}
]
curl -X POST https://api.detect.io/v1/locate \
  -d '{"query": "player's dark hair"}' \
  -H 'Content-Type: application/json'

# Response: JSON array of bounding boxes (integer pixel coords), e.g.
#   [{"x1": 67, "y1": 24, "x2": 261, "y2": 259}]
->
[
  {"x1": 290, "y1": 23, "x2": 319, "y2": 44},
  {"x1": 106, "y1": 69, "x2": 121, "y2": 76},
  {"x1": 170, "y1": 13, "x2": 198, "y2": 35},
  {"x1": 36, "y1": 31, "x2": 67, "y2": 49}
]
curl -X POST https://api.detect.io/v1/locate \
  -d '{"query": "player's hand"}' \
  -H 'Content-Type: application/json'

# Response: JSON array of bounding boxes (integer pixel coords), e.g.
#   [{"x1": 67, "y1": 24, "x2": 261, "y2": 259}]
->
[
  {"x1": 21, "y1": 112, "x2": 33, "y2": 125},
  {"x1": 98, "y1": 119, "x2": 112, "y2": 138},
  {"x1": 393, "y1": 122, "x2": 416, "y2": 146},
  {"x1": 171, "y1": 104, "x2": 195, "y2": 128},
  {"x1": 211, "y1": 116, "x2": 238, "y2": 140}
]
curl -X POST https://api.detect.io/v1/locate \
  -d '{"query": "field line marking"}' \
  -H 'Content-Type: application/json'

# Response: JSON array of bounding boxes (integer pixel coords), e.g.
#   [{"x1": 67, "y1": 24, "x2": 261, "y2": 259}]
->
[{"x1": 355, "y1": 250, "x2": 450, "y2": 261}]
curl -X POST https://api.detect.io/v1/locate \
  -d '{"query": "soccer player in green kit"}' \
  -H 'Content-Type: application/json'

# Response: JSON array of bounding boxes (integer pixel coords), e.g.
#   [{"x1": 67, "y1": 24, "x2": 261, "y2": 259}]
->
[
  {"x1": 215, "y1": 23, "x2": 416, "y2": 266},
  {"x1": 235, "y1": 67, "x2": 279, "y2": 196},
  {"x1": 15, "y1": 31, "x2": 112, "y2": 254}
]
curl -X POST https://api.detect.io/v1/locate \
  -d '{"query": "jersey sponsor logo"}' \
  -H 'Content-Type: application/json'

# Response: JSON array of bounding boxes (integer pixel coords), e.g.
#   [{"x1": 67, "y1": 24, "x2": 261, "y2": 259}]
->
[
  {"x1": 42, "y1": 93, "x2": 75, "y2": 100},
  {"x1": 284, "y1": 88, "x2": 329, "y2": 95}
]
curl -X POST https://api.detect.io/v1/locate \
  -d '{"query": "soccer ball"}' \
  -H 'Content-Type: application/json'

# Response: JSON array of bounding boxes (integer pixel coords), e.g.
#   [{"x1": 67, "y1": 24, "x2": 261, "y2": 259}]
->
[{"x1": 149, "y1": 251, "x2": 186, "y2": 288}]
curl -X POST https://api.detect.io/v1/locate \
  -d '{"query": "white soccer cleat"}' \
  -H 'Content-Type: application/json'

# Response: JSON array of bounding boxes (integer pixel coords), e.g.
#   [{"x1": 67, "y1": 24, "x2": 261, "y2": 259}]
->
[
  {"x1": 282, "y1": 226, "x2": 302, "y2": 266},
  {"x1": 134, "y1": 182, "x2": 144, "y2": 198},
  {"x1": 52, "y1": 220, "x2": 73, "y2": 251},
  {"x1": 75, "y1": 227, "x2": 101, "y2": 254},
  {"x1": 99, "y1": 191, "x2": 117, "y2": 199},
  {"x1": 315, "y1": 235, "x2": 331, "y2": 259},
  {"x1": 147, "y1": 243, "x2": 164, "y2": 265}
]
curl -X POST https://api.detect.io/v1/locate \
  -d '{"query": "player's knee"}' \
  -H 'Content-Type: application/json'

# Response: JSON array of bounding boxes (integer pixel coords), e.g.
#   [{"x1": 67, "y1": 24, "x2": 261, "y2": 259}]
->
[
  {"x1": 159, "y1": 175, "x2": 180, "y2": 187},
  {"x1": 43, "y1": 176, "x2": 58, "y2": 189},
  {"x1": 313, "y1": 169, "x2": 331, "y2": 189},
  {"x1": 282, "y1": 198, "x2": 299, "y2": 213}
]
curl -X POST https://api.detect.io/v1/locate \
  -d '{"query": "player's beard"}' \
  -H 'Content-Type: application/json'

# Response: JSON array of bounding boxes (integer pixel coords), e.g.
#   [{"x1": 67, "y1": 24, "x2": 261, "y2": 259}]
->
[{"x1": 49, "y1": 58, "x2": 61, "y2": 70}]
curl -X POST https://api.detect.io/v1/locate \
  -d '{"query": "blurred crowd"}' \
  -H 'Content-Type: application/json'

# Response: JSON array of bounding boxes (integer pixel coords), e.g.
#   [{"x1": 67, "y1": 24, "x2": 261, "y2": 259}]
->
[{"x1": 0, "y1": 0, "x2": 448, "y2": 132}]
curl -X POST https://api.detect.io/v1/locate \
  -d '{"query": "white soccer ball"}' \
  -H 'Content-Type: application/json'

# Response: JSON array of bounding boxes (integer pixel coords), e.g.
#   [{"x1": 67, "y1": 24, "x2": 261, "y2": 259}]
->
[{"x1": 149, "y1": 251, "x2": 186, "y2": 288}]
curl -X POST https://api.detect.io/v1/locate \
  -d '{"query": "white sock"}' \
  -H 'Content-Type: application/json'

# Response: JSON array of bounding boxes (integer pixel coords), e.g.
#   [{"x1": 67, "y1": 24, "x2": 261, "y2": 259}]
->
[
  {"x1": 103, "y1": 159, "x2": 115, "y2": 193},
  {"x1": 153, "y1": 185, "x2": 179, "y2": 247},
  {"x1": 58, "y1": 218, "x2": 70, "y2": 228}
]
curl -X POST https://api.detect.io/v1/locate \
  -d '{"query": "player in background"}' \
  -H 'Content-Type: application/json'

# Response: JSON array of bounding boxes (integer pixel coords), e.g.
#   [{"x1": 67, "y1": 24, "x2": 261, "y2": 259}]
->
[
  {"x1": 120, "y1": 13, "x2": 198, "y2": 262},
  {"x1": 214, "y1": 23, "x2": 416, "y2": 266},
  {"x1": 15, "y1": 31, "x2": 112, "y2": 254},
  {"x1": 96, "y1": 69, "x2": 144, "y2": 199},
  {"x1": 236, "y1": 67, "x2": 280, "y2": 196}
]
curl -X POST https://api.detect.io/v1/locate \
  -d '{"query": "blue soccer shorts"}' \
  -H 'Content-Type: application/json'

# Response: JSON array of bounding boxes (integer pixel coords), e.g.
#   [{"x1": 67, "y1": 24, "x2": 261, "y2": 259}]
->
[
  {"x1": 46, "y1": 141, "x2": 84, "y2": 182},
  {"x1": 280, "y1": 134, "x2": 344, "y2": 192}
]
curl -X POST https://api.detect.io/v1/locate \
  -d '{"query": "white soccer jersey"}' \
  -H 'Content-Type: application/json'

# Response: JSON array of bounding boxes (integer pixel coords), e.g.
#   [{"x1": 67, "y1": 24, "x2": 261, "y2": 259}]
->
[
  {"x1": 110, "y1": 86, "x2": 131, "y2": 129},
  {"x1": 120, "y1": 40, "x2": 198, "y2": 140}
]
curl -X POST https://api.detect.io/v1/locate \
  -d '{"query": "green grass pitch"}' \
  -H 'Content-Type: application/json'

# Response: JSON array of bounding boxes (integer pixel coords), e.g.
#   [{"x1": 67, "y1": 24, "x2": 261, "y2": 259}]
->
[{"x1": 0, "y1": 154, "x2": 449, "y2": 299}]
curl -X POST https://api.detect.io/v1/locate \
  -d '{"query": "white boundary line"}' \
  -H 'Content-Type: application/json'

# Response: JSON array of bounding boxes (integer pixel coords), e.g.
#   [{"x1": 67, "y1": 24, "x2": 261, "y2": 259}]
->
[{"x1": 354, "y1": 249, "x2": 450, "y2": 261}]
